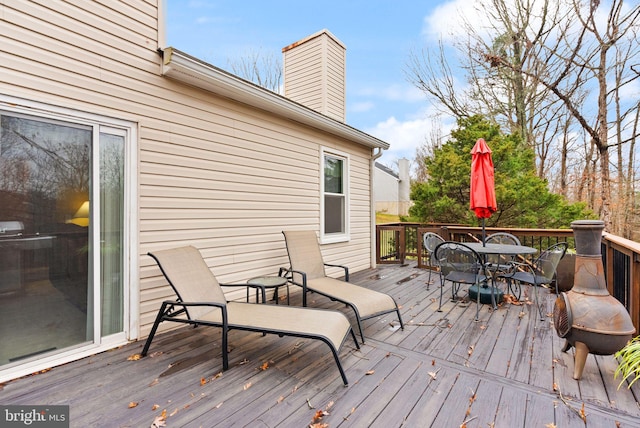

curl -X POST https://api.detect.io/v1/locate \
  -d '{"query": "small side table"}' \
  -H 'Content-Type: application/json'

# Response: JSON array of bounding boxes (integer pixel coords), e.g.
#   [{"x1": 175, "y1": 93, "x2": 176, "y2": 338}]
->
[{"x1": 246, "y1": 276, "x2": 289, "y2": 305}]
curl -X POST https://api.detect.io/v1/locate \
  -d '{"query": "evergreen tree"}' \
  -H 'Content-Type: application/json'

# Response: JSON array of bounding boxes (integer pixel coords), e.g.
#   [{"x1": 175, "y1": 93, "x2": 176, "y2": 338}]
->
[{"x1": 409, "y1": 116, "x2": 593, "y2": 228}]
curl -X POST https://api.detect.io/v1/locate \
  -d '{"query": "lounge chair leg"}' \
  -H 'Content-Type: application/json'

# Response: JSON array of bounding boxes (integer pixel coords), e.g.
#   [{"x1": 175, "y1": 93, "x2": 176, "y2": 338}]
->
[
  {"x1": 396, "y1": 309, "x2": 404, "y2": 330},
  {"x1": 356, "y1": 319, "x2": 365, "y2": 344},
  {"x1": 141, "y1": 303, "x2": 168, "y2": 356},
  {"x1": 350, "y1": 329, "x2": 360, "y2": 350},
  {"x1": 221, "y1": 324, "x2": 229, "y2": 371}
]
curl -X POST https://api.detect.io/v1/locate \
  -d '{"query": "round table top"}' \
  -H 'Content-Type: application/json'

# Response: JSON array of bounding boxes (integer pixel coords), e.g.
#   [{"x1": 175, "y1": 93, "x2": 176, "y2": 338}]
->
[
  {"x1": 464, "y1": 242, "x2": 538, "y2": 255},
  {"x1": 247, "y1": 276, "x2": 288, "y2": 287}
]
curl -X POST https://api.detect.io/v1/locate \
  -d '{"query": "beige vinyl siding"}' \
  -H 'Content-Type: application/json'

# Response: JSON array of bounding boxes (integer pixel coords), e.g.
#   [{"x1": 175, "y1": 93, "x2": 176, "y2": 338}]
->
[{"x1": 1, "y1": 2, "x2": 376, "y2": 338}]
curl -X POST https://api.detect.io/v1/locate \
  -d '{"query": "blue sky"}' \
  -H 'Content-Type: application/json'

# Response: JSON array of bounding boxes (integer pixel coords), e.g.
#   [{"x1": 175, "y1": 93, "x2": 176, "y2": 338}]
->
[{"x1": 165, "y1": 0, "x2": 466, "y2": 170}]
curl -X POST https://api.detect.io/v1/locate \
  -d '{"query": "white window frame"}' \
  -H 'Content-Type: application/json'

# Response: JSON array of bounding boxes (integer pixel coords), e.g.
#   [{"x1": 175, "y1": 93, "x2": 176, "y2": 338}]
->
[
  {"x1": 320, "y1": 147, "x2": 350, "y2": 243},
  {"x1": 0, "y1": 94, "x2": 138, "y2": 383}
]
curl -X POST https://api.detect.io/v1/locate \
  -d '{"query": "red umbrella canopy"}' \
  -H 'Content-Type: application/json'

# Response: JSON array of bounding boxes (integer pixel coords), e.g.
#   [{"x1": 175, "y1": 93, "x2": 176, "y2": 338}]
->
[{"x1": 470, "y1": 138, "x2": 497, "y2": 219}]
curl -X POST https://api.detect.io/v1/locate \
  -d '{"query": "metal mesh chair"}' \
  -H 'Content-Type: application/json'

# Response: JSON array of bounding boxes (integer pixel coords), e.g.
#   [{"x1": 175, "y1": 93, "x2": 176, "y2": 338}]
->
[
  {"x1": 484, "y1": 232, "x2": 522, "y2": 298},
  {"x1": 499, "y1": 242, "x2": 568, "y2": 320},
  {"x1": 423, "y1": 232, "x2": 445, "y2": 285},
  {"x1": 434, "y1": 241, "x2": 489, "y2": 321}
]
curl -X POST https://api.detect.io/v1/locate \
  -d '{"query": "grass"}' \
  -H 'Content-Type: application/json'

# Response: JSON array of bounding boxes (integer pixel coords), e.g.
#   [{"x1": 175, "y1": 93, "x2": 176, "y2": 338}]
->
[{"x1": 376, "y1": 212, "x2": 401, "y2": 224}]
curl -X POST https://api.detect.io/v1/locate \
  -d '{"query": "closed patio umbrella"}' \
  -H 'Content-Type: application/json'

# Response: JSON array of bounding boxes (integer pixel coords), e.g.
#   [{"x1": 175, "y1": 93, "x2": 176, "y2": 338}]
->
[{"x1": 470, "y1": 138, "x2": 497, "y2": 245}]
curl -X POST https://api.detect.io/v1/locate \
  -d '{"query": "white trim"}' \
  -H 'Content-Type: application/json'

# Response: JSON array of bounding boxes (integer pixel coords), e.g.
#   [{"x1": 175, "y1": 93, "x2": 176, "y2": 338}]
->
[
  {"x1": 320, "y1": 147, "x2": 350, "y2": 244},
  {"x1": 161, "y1": 48, "x2": 389, "y2": 151},
  {"x1": 157, "y1": 0, "x2": 167, "y2": 50}
]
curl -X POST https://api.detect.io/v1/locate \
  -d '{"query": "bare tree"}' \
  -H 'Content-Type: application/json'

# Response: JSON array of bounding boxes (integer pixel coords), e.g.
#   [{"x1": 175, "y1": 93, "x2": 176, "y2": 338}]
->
[
  {"x1": 407, "y1": 0, "x2": 640, "y2": 234},
  {"x1": 227, "y1": 47, "x2": 282, "y2": 93}
]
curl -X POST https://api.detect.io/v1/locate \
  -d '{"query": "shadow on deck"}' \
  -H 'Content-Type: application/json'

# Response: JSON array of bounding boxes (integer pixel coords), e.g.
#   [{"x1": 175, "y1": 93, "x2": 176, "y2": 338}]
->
[{"x1": 2, "y1": 262, "x2": 639, "y2": 427}]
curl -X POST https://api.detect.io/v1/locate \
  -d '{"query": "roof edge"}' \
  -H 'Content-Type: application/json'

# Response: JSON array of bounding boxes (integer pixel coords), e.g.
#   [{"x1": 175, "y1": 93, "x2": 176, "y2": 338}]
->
[{"x1": 161, "y1": 47, "x2": 389, "y2": 150}]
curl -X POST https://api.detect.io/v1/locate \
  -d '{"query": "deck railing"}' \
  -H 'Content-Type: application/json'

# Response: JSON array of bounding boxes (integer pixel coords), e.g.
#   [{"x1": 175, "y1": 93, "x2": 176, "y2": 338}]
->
[{"x1": 376, "y1": 223, "x2": 640, "y2": 331}]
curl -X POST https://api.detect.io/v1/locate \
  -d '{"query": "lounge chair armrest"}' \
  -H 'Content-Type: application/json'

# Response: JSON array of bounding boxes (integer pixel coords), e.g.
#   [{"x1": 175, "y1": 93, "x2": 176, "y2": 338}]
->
[
  {"x1": 278, "y1": 267, "x2": 307, "y2": 285},
  {"x1": 167, "y1": 300, "x2": 226, "y2": 309},
  {"x1": 324, "y1": 263, "x2": 349, "y2": 281}
]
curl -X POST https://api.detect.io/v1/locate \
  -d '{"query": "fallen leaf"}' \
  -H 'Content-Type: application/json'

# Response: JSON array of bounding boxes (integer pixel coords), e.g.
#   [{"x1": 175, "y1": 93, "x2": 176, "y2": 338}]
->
[
  {"x1": 128, "y1": 402, "x2": 139, "y2": 408},
  {"x1": 309, "y1": 424, "x2": 329, "y2": 428},
  {"x1": 277, "y1": 396, "x2": 284, "y2": 403},
  {"x1": 432, "y1": 359, "x2": 436, "y2": 366},
  {"x1": 151, "y1": 404, "x2": 160, "y2": 411},
  {"x1": 213, "y1": 372, "x2": 222, "y2": 380},
  {"x1": 200, "y1": 377, "x2": 207, "y2": 386},
  {"x1": 169, "y1": 408, "x2": 178, "y2": 417},
  {"x1": 467, "y1": 345, "x2": 475, "y2": 357},
  {"x1": 150, "y1": 415, "x2": 166, "y2": 428},
  {"x1": 149, "y1": 379, "x2": 159, "y2": 387},
  {"x1": 428, "y1": 370, "x2": 439, "y2": 380},
  {"x1": 243, "y1": 382, "x2": 252, "y2": 390},
  {"x1": 260, "y1": 361, "x2": 269, "y2": 371},
  {"x1": 127, "y1": 353, "x2": 142, "y2": 361},
  {"x1": 215, "y1": 402, "x2": 223, "y2": 409},
  {"x1": 365, "y1": 370, "x2": 375, "y2": 375},
  {"x1": 545, "y1": 424, "x2": 557, "y2": 428},
  {"x1": 313, "y1": 410, "x2": 325, "y2": 421},
  {"x1": 580, "y1": 402, "x2": 587, "y2": 422}
]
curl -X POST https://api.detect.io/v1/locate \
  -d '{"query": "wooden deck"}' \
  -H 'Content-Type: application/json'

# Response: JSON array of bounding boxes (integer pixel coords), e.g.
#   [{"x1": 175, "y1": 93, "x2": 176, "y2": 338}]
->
[{"x1": 2, "y1": 262, "x2": 639, "y2": 427}]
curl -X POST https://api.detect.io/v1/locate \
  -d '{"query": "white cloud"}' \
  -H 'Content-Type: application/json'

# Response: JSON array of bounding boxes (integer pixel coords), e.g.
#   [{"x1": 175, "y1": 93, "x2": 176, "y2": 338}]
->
[
  {"x1": 350, "y1": 101, "x2": 375, "y2": 113},
  {"x1": 365, "y1": 107, "x2": 456, "y2": 170},
  {"x1": 422, "y1": 0, "x2": 484, "y2": 42}
]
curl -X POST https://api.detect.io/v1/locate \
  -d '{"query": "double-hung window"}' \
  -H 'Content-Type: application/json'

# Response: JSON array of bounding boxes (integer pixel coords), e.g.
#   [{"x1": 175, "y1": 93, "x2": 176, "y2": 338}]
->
[{"x1": 321, "y1": 148, "x2": 349, "y2": 242}]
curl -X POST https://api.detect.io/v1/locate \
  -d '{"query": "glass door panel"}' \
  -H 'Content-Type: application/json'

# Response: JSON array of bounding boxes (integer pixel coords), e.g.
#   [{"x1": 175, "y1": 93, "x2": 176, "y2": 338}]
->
[{"x1": 0, "y1": 113, "x2": 93, "y2": 365}]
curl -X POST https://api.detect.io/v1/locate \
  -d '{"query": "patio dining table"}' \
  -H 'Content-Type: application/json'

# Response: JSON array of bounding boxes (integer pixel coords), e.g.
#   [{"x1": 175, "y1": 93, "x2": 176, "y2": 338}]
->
[{"x1": 463, "y1": 242, "x2": 538, "y2": 306}]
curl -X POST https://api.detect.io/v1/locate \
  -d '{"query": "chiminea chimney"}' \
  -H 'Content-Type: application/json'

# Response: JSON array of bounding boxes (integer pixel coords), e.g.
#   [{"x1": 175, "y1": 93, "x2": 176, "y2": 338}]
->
[{"x1": 282, "y1": 29, "x2": 346, "y2": 123}]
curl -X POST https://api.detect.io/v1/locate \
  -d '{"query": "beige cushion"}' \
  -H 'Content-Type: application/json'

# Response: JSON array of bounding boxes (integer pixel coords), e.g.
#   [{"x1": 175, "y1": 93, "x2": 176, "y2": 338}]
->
[{"x1": 200, "y1": 302, "x2": 351, "y2": 350}]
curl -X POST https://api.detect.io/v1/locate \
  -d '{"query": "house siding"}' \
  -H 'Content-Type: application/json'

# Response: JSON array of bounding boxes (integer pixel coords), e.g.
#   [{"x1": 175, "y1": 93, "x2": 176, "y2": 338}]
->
[{"x1": 1, "y1": 1, "x2": 376, "y2": 338}]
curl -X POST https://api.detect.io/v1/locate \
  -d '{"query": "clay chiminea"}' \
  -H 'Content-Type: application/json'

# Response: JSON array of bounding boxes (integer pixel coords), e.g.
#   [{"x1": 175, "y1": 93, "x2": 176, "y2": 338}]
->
[{"x1": 553, "y1": 220, "x2": 635, "y2": 380}]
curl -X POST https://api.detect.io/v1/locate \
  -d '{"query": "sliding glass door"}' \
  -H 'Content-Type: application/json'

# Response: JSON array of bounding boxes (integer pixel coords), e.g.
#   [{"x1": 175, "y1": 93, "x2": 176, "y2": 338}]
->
[{"x1": 0, "y1": 108, "x2": 129, "y2": 373}]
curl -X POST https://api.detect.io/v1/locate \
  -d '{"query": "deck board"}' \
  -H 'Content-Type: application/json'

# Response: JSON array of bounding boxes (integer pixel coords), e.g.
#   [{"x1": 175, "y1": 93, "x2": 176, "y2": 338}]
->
[{"x1": 1, "y1": 262, "x2": 638, "y2": 427}]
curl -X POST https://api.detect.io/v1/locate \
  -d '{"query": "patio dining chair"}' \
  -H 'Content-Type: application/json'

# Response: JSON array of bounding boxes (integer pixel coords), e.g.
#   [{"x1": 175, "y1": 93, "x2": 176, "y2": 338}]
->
[
  {"x1": 142, "y1": 246, "x2": 359, "y2": 386},
  {"x1": 281, "y1": 230, "x2": 404, "y2": 344},
  {"x1": 423, "y1": 232, "x2": 445, "y2": 285},
  {"x1": 498, "y1": 242, "x2": 568, "y2": 320},
  {"x1": 484, "y1": 232, "x2": 522, "y2": 299},
  {"x1": 434, "y1": 241, "x2": 489, "y2": 321}
]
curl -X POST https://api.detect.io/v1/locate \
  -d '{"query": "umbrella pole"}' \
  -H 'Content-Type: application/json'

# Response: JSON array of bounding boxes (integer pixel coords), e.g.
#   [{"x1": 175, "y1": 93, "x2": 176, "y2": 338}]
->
[{"x1": 482, "y1": 218, "x2": 486, "y2": 246}]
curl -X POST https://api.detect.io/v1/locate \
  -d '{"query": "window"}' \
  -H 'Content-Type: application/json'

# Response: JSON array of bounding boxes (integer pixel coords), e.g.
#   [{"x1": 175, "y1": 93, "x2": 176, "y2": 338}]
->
[{"x1": 321, "y1": 148, "x2": 349, "y2": 242}]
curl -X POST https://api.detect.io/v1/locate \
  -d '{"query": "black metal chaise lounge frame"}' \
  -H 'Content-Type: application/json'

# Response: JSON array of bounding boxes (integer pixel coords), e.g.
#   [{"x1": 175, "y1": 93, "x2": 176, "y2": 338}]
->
[{"x1": 142, "y1": 246, "x2": 359, "y2": 386}]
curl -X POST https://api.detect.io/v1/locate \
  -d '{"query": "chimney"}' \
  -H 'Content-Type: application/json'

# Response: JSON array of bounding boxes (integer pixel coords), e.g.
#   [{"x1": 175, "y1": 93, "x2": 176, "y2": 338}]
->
[
  {"x1": 282, "y1": 29, "x2": 346, "y2": 122},
  {"x1": 398, "y1": 158, "x2": 411, "y2": 216}
]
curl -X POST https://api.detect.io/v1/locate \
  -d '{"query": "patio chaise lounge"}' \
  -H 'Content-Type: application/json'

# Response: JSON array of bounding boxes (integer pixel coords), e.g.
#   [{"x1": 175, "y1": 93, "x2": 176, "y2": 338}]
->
[
  {"x1": 142, "y1": 246, "x2": 359, "y2": 385},
  {"x1": 281, "y1": 230, "x2": 404, "y2": 343}
]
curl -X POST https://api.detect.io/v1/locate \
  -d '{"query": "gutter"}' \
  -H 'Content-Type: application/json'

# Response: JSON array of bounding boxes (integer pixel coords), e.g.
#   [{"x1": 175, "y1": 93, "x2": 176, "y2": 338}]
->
[
  {"x1": 160, "y1": 48, "x2": 389, "y2": 151},
  {"x1": 371, "y1": 147, "x2": 384, "y2": 267}
]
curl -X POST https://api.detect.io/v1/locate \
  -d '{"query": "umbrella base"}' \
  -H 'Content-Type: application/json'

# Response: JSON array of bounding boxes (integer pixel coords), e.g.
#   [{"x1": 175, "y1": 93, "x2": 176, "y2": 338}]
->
[{"x1": 469, "y1": 284, "x2": 504, "y2": 305}]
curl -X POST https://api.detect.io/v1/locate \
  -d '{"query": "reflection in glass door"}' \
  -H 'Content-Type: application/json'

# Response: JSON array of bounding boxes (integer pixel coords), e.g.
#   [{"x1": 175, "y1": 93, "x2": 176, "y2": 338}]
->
[{"x1": 0, "y1": 111, "x2": 125, "y2": 370}]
